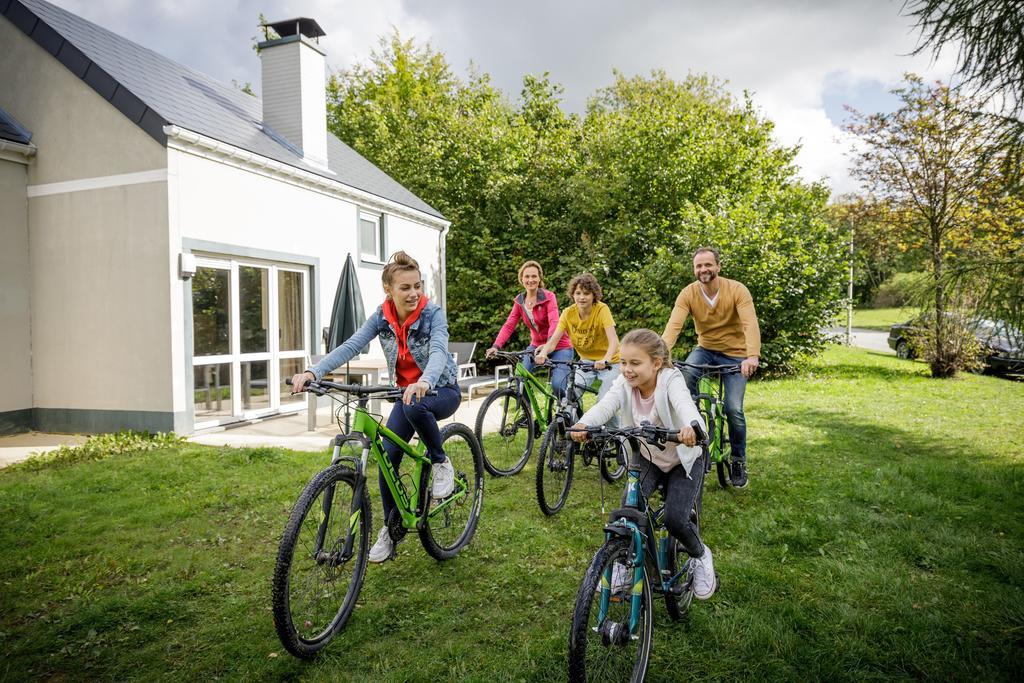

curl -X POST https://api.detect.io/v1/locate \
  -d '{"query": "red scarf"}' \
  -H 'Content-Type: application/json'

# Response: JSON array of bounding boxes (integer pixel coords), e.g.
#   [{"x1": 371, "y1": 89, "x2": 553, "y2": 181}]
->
[{"x1": 382, "y1": 295, "x2": 429, "y2": 361}]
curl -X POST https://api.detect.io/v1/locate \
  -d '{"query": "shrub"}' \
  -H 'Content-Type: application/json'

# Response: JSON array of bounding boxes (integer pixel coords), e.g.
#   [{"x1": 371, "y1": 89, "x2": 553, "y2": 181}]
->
[
  {"x1": 873, "y1": 271, "x2": 930, "y2": 308},
  {"x1": 904, "y1": 315, "x2": 984, "y2": 376},
  {"x1": 11, "y1": 431, "x2": 185, "y2": 472}
]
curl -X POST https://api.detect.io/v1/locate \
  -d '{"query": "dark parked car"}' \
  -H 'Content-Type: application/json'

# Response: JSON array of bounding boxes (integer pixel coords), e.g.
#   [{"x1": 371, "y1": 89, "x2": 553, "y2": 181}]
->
[{"x1": 888, "y1": 314, "x2": 1024, "y2": 374}]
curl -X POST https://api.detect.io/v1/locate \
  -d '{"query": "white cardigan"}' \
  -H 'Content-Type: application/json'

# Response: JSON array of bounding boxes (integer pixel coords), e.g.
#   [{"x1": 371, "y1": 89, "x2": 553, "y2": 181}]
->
[{"x1": 578, "y1": 367, "x2": 706, "y2": 476}]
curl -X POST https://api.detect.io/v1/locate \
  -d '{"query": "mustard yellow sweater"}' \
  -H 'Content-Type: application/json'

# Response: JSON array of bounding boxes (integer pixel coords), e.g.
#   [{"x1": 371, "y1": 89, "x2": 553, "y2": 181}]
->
[{"x1": 661, "y1": 278, "x2": 761, "y2": 358}]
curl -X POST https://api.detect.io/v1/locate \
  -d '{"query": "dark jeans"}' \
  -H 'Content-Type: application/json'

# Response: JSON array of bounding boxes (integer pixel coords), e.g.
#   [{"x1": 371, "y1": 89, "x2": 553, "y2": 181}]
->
[
  {"x1": 632, "y1": 456, "x2": 706, "y2": 558},
  {"x1": 379, "y1": 384, "x2": 461, "y2": 521},
  {"x1": 681, "y1": 346, "x2": 748, "y2": 462},
  {"x1": 522, "y1": 345, "x2": 573, "y2": 399}
]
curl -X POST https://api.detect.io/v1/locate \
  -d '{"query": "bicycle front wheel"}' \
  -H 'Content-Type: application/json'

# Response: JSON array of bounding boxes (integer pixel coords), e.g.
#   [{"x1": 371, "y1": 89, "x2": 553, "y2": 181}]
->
[
  {"x1": 419, "y1": 423, "x2": 485, "y2": 560},
  {"x1": 475, "y1": 387, "x2": 533, "y2": 477},
  {"x1": 536, "y1": 422, "x2": 575, "y2": 516},
  {"x1": 568, "y1": 538, "x2": 653, "y2": 683},
  {"x1": 272, "y1": 465, "x2": 370, "y2": 659}
]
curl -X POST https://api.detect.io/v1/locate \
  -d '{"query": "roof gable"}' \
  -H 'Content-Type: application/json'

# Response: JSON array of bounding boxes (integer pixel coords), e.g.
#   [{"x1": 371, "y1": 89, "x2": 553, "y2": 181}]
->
[{"x1": 2, "y1": 0, "x2": 443, "y2": 219}]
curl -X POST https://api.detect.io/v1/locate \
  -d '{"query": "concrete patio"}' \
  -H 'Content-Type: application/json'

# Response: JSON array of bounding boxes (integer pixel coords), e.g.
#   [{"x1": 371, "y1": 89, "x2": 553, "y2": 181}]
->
[{"x1": 0, "y1": 392, "x2": 500, "y2": 468}]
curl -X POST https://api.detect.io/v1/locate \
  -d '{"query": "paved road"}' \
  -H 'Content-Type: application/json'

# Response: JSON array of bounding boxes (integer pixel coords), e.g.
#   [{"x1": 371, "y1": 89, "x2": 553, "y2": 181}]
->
[{"x1": 829, "y1": 327, "x2": 894, "y2": 355}]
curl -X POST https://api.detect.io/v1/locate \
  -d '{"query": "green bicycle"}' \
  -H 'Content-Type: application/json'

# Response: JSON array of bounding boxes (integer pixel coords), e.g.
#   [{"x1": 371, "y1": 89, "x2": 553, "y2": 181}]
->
[
  {"x1": 676, "y1": 361, "x2": 742, "y2": 489},
  {"x1": 272, "y1": 379, "x2": 485, "y2": 659},
  {"x1": 567, "y1": 421, "x2": 710, "y2": 683},
  {"x1": 536, "y1": 359, "x2": 626, "y2": 516},
  {"x1": 474, "y1": 349, "x2": 559, "y2": 476}
]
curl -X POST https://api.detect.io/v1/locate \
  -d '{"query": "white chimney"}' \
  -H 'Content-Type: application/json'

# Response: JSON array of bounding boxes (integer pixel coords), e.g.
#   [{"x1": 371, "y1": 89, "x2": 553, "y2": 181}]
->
[{"x1": 258, "y1": 18, "x2": 330, "y2": 170}]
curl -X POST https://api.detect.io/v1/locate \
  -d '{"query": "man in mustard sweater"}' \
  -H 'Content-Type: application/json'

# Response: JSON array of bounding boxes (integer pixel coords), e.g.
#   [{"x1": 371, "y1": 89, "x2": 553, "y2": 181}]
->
[{"x1": 662, "y1": 247, "x2": 760, "y2": 488}]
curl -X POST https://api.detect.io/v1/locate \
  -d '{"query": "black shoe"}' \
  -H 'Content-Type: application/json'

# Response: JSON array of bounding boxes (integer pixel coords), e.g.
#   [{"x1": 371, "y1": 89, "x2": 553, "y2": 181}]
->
[{"x1": 729, "y1": 459, "x2": 748, "y2": 488}]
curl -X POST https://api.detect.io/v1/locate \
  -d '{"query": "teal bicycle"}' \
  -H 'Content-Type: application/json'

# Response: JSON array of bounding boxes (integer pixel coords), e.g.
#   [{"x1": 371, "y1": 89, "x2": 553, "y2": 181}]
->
[
  {"x1": 474, "y1": 349, "x2": 559, "y2": 476},
  {"x1": 567, "y1": 420, "x2": 710, "y2": 682},
  {"x1": 272, "y1": 379, "x2": 484, "y2": 659},
  {"x1": 676, "y1": 361, "x2": 743, "y2": 489}
]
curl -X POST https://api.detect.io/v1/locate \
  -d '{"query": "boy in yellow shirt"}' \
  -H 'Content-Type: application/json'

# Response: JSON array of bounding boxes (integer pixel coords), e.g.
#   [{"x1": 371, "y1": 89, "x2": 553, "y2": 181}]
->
[
  {"x1": 536, "y1": 273, "x2": 621, "y2": 415},
  {"x1": 662, "y1": 247, "x2": 760, "y2": 488}
]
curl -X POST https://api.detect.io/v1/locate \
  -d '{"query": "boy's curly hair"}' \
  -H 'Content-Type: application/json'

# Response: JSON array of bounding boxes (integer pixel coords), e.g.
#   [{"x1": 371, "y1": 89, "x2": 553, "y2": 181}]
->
[{"x1": 567, "y1": 272, "x2": 603, "y2": 303}]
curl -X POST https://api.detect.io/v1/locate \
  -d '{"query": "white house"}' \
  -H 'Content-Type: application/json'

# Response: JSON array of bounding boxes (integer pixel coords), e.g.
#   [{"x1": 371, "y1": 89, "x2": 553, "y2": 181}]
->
[{"x1": 0, "y1": 0, "x2": 450, "y2": 436}]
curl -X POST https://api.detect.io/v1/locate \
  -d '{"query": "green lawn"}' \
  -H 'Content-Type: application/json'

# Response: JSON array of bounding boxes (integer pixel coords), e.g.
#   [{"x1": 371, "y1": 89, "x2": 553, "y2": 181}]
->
[
  {"x1": 840, "y1": 306, "x2": 917, "y2": 331},
  {"x1": 1, "y1": 346, "x2": 1022, "y2": 681}
]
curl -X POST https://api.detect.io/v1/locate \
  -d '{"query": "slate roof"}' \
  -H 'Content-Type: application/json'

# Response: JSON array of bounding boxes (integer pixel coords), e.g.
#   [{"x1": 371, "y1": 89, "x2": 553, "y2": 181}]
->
[
  {"x1": 2, "y1": 0, "x2": 444, "y2": 219},
  {"x1": 0, "y1": 105, "x2": 33, "y2": 144}
]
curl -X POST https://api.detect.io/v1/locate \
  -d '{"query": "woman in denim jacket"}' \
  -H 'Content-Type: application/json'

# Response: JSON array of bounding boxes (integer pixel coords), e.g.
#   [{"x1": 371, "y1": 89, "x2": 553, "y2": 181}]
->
[{"x1": 291, "y1": 251, "x2": 460, "y2": 563}]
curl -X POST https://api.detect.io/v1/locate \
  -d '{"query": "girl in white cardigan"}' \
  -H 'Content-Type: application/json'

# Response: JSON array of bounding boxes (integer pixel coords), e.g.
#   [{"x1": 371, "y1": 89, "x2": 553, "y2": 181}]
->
[{"x1": 570, "y1": 328, "x2": 718, "y2": 600}]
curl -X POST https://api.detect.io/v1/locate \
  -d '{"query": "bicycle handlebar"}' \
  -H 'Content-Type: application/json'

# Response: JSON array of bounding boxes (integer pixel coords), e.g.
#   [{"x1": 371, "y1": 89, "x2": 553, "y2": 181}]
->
[
  {"x1": 674, "y1": 361, "x2": 743, "y2": 375},
  {"x1": 567, "y1": 420, "x2": 707, "y2": 447},
  {"x1": 286, "y1": 377, "x2": 436, "y2": 400},
  {"x1": 488, "y1": 349, "x2": 597, "y2": 369}
]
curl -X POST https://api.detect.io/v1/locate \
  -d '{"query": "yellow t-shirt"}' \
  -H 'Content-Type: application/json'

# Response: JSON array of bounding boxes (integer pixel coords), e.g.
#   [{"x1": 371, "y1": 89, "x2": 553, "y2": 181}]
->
[{"x1": 556, "y1": 302, "x2": 620, "y2": 363}]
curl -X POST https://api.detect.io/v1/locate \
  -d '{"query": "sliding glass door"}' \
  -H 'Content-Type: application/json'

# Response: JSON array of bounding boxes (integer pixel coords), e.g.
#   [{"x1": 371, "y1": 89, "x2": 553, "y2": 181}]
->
[{"x1": 191, "y1": 256, "x2": 309, "y2": 428}]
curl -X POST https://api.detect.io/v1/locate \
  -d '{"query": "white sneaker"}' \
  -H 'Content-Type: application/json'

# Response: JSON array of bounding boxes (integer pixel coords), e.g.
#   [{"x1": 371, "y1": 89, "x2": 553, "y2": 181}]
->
[
  {"x1": 432, "y1": 457, "x2": 455, "y2": 498},
  {"x1": 368, "y1": 526, "x2": 394, "y2": 563},
  {"x1": 691, "y1": 546, "x2": 717, "y2": 600}
]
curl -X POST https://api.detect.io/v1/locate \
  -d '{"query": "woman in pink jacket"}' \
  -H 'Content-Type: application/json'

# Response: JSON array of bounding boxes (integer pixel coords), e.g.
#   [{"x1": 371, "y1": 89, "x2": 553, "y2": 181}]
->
[{"x1": 486, "y1": 261, "x2": 574, "y2": 397}]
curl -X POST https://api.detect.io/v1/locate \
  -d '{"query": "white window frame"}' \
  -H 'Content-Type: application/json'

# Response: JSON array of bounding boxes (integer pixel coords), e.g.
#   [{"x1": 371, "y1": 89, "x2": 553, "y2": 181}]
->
[
  {"x1": 191, "y1": 255, "x2": 310, "y2": 430},
  {"x1": 358, "y1": 209, "x2": 387, "y2": 264}
]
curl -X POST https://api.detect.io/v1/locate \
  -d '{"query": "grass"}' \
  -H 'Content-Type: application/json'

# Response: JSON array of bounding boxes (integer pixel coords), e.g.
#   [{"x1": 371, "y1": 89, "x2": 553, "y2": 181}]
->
[
  {"x1": 1, "y1": 346, "x2": 1022, "y2": 681},
  {"x1": 838, "y1": 306, "x2": 917, "y2": 331}
]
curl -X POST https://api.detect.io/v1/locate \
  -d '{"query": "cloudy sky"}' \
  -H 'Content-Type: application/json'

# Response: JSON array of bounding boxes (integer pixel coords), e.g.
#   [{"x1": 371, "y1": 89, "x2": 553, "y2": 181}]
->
[{"x1": 49, "y1": 0, "x2": 960, "y2": 196}]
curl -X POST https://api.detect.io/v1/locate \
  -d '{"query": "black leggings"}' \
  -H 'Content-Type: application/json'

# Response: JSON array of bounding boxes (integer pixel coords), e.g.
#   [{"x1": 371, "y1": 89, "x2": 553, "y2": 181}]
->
[{"x1": 631, "y1": 456, "x2": 705, "y2": 558}]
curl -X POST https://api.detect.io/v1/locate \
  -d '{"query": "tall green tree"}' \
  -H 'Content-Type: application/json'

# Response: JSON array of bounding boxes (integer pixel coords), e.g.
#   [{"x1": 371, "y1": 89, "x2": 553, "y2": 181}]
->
[
  {"x1": 327, "y1": 35, "x2": 848, "y2": 370},
  {"x1": 902, "y1": 0, "x2": 1024, "y2": 335},
  {"x1": 575, "y1": 71, "x2": 846, "y2": 369},
  {"x1": 846, "y1": 75, "x2": 1018, "y2": 376}
]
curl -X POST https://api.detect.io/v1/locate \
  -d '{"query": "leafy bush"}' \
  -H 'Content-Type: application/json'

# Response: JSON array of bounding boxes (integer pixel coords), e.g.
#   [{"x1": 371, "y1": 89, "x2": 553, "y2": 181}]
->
[
  {"x1": 11, "y1": 431, "x2": 185, "y2": 472},
  {"x1": 904, "y1": 315, "x2": 985, "y2": 375},
  {"x1": 873, "y1": 271, "x2": 929, "y2": 308}
]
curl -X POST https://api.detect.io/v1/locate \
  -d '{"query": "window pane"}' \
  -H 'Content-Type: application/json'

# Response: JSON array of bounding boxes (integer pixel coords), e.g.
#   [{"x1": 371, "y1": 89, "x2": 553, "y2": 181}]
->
[
  {"x1": 239, "y1": 266, "x2": 269, "y2": 353},
  {"x1": 280, "y1": 358, "x2": 305, "y2": 406},
  {"x1": 278, "y1": 270, "x2": 304, "y2": 351},
  {"x1": 241, "y1": 360, "x2": 269, "y2": 411},
  {"x1": 192, "y1": 267, "x2": 230, "y2": 356},
  {"x1": 360, "y1": 218, "x2": 378, "y2": 258},
  {"x1": 194, "y1": 363, "x2": 232, "y2": 420}
]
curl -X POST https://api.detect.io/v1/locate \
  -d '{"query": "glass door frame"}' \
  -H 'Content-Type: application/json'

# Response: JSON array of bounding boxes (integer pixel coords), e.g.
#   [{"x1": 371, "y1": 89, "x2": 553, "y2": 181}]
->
[{"x1": 191, "y1": 254, "x2": 310, "y2": 429}]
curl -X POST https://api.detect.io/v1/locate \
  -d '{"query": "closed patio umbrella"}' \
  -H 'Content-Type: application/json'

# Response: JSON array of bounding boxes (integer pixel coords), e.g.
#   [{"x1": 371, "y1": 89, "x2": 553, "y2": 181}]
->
[
  {"x1": 326, "y1": 253, "x2": 368, "y2": 354},
  {"x1": 326, "y1": 253, "x2": 368, "y2": 427}
]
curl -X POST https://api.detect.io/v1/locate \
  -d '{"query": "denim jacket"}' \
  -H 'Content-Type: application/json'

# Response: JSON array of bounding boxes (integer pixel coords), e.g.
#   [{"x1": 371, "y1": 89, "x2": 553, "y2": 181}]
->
[{"x1": 309, "y1": 302, "x2": 459, "y2": 390}]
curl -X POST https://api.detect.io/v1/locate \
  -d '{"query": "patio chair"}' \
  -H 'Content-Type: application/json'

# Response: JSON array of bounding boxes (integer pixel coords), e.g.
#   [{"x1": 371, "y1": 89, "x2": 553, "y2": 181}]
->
[{"x1": 448, "y1": 342, "x2": 511, "y2": 398}]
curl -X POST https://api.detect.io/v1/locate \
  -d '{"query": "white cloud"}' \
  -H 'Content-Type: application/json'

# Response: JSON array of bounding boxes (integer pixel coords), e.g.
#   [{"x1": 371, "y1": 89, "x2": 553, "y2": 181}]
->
[{"x1": 46, "y1": 0, "x2": 965, "y2": 197}]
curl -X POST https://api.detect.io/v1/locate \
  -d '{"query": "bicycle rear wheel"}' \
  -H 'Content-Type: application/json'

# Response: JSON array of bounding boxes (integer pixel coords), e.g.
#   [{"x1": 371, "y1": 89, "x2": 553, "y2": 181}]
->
[
  {"x1": 272, "y1": 465, "x2": 369, "y2": 659},
  {"x1": 474, "y1": 387, "x2": 533, "y2": 477},
  {"x1": 419, "y1": 423, "x2": 485, "y2": 560},
  {"x1": 536, "y1": 421, "x2": 575, "y2": 515},
  {"x1": 568, "y1": 538, "x2": 652, "y2": 683}
]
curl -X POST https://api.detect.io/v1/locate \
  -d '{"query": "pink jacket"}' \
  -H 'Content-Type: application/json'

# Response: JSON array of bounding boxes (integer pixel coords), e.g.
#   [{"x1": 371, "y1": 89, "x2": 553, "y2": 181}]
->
[{"x1": 494, "y1": 289, "x2": 573, "y2": 351}]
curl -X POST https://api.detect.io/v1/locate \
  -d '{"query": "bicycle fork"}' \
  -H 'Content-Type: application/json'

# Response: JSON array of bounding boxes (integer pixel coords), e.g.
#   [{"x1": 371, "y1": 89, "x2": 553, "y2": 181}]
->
[
  {"x1": 313, "y1": 436, "x2": 371, "y2": 565},
  {"x1": 598, "y1": 521, "x2": 646, "y2": 640}
]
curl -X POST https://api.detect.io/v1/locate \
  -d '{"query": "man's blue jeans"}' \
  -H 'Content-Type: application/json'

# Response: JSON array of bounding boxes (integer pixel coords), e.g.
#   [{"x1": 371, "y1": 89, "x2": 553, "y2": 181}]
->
[{"x1": 681, "y1": 347, "x2": 747, "y2": 462}]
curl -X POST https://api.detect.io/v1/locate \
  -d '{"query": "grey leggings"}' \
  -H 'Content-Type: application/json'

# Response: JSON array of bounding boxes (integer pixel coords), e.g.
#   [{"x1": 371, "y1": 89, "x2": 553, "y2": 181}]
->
[{"x1": 631, "y1": 455, "x2": 706, "y2": 558}]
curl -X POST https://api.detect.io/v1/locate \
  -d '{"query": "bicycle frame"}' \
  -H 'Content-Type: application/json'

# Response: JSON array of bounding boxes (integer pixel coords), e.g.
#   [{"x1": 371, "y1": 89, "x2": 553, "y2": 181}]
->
[
  {"x1": 317, "y1": 394, "x2": 470, "y2": 555},
  {"x1": 513, "y1": 361, "x2": 558, "y2": 434},
  {"x1": 597, "y1": 439, "x2": 685, "y2": 637},
  {"x1": 696, "y1": 374, "x2": 728, "y2": 465}
]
